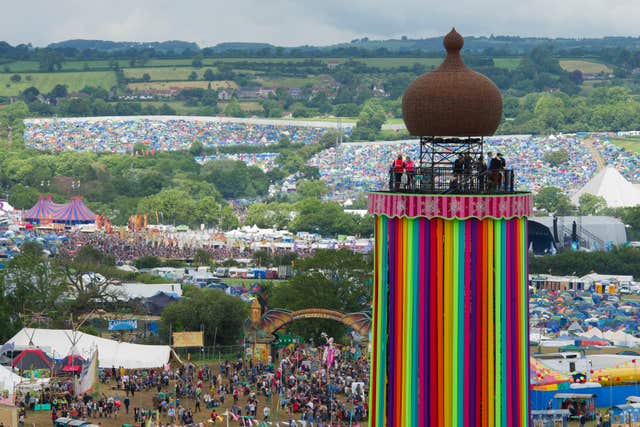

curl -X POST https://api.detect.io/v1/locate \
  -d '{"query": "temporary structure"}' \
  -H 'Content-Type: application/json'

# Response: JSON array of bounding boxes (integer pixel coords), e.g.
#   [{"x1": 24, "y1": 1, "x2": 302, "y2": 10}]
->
[
  {"x1": 23, "y1": 195, "x2": 63, "y2": 223},
  {"x1": 11, "y1": 348, "x2": 52, "y2": 371},
  {"x1": 0, "y1": 364, "x2": 22, "y2": 394},
  {"x1": 571, "y1": 166, "x2": 640, "y2": 208},
  {"x1": 6, "y1": 328, "x2": 170, "y2": 369},
  {"x1": 52, "y1": 196, "x2": 96, "y2": 224}
]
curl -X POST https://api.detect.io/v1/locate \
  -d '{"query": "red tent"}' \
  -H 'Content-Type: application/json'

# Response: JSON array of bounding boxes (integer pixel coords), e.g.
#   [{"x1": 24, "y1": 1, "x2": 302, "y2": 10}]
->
[
  {"x1": 24, "y1": 195, "x2": 64, "y2": 223},
  {"x1": 11, "y1": 348, "x2": 52, "y2": 371},
  {"x1": 60, "y1": 354, "x2": 85, "y2": 373},
  {"x1": 52, "y1": 196, "x2": 96, "y2": 225}
]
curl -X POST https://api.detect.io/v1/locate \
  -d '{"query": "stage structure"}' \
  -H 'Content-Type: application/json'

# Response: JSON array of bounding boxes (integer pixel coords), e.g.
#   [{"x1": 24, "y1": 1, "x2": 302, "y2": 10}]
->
[{"x1": 368, "y1": 29, "x2": 532, "y2": 426}]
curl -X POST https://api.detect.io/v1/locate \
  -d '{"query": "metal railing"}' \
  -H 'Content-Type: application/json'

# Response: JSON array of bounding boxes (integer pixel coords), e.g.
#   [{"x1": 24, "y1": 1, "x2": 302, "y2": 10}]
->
[{"x1": 388, "y1": 167, "x2": 516, "y2": 194}]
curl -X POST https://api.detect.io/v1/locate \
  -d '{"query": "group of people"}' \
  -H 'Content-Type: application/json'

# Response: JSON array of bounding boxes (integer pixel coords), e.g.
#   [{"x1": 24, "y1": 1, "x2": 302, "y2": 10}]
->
[
  {"x1": 24, "y1": 118, "x2": 336, "y2": 153},
  {"x1": 387, "y1": 150, "x2": 510, "y2": 193}
]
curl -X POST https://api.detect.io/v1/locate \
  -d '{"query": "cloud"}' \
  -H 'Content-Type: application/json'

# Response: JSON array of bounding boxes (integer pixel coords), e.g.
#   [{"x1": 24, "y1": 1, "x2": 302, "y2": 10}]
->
[{"x1": 2, "y1": 0, "x2": 640, "y2": 47}]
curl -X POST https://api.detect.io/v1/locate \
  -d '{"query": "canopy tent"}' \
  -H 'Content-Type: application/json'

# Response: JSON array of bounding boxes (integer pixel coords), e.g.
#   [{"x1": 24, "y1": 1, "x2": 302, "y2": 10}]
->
[
  {"x1": 0, "y1": 364, "x2": 22, "y2": 394},
  {"x1": 52, "y1": 196, "x2": 96, "y2": 224},
  {"x1": 24, "y1": 195, "x2": 64, "y2": 223},
  {"x1": 6, "y1": 328, "x2": 170, "y2": 369},
  {"x1": 571, "y1": 166, "x2": 640, "y2": 208},
  {"x1": 11, "y1": 348, "x2": 52, "y2": 371},
  {"x1": 0, "y1": 199, "x2": 14, "y2": 215},
  {"x1": 58, "y1": 354, "x2": 85, "y2": 373}
]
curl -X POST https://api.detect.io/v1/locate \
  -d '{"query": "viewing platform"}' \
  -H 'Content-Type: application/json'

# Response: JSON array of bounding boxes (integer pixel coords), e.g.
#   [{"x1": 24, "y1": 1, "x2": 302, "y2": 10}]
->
[{"x1": 388, "y1": 167, "x2": 518, "y2": 195}]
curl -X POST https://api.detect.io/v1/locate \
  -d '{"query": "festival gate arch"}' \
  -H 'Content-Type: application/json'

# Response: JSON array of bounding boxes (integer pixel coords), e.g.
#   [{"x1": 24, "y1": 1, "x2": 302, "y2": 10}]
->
[{"x1": 244, "y1": 301, "x2": 371, "y2": 361}]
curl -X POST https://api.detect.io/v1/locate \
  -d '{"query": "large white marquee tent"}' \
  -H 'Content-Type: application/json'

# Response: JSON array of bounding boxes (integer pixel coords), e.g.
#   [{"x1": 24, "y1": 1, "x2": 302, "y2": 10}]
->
[{"x1": 5, "y1": 328, "x2": 171, "y2": 369}]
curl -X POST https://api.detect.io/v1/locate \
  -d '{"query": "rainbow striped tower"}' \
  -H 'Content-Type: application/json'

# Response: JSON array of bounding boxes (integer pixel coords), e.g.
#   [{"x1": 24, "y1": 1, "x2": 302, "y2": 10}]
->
[
  {"x1": 367, "y1": 193, "x2": 532, "y2": 426},
  {"x1": 367, "y1": 29, "x2": 532, "y2": 426}
]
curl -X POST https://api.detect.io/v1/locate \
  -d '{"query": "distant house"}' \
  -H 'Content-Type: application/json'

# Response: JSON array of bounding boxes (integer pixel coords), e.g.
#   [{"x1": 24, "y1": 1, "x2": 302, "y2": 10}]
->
[
  {"x1": 288, "y1": 87, "x2": 302, "y2": 98},
  {"x1": 282, "y1": 111, "x2": 293, "y2": 119},
  {"x1": 258, "y1": 87, "x2": 277, "y2": 98},
  {"x1": 218, "y1": 89, "x2": 234, "y2": 101},
  {"x1": 326, "y1": 59, "x2": 341, "y2": 69},
  {"x1": 372, "y1": 84, "x2": 390, "y2": 98},
  {"x1": 67, "y1": 92, "x2": 89, "y2": 99},
  {"x1": 237, "y1": 87, "x2": 260, "y2": 99}
]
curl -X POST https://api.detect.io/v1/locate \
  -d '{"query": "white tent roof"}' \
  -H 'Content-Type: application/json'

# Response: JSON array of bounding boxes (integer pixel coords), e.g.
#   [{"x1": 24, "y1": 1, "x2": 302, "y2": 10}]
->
[
  {"x1": 571, "y1": 166, "x2": 640, "y2": 208},
  {"x1": 6, "y1": 328, "x2": 171, "y2": 369},
  {"x1": 108, "y1": 283, "x2": 182, "y2": 300},
  {"x1": 0, "y1": 200, "x2": 14, "y2": 213},
  {"x1": 0, "y1": 364, "x2": 22, "y2": 394}
]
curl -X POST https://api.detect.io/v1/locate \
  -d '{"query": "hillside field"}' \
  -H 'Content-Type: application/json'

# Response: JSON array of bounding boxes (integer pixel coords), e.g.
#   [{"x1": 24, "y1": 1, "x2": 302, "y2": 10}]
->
[
  {"x1": 0, "y1": 71, "x2": 116, "y2": 96},
  {"x1": 609, "y1": 135, "x2": 640, "y2": 154},
  {"x1": 127, "y1": 80, "x2": 237, "y2": 91},
  {"x1": 123, "y1": 66, "x2": 217, "y2": 81},
  {"x1": 560, "y1": 59, "x2": 612, "y2": 74}
]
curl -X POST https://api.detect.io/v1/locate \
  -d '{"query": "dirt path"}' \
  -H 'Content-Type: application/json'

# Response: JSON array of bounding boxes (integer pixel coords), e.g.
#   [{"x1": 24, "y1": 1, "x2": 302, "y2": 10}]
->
[{"x1": 583, "y1": 137, "x2": 605, "y2": 171}]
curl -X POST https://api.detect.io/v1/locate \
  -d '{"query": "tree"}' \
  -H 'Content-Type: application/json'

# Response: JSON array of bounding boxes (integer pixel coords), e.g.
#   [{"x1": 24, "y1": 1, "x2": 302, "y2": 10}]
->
[
  {"x1": 534, "y1": 186, "x2": 575, "y2": 215},
  {"x1": 270, "y1": 250, "x2": 371, "y2": 341},
  {"x1": 188, "y1": 71, "x2": 198, "y2": 81},
  {"x1": 578, "y1": 193, "x2": 607, "y2": 215},
  {"x1": 56, "y1": 246, "x2": 122, "y2": 314},
  {"x1": 203, "y1": 68, "x2": 215, "y2": 81},
  {"x1": 48, "y1": 84, "x2": 68, "y2": 99},
  {"x1": 192, "y1": 56, "x2": 203, "y2": 68},
  {"x1": 542, "y1": 149, "x2": 569, "y2": 167},
  {"x1": 1, "y1": 243, "x2": 67, "y2": 335},
  {"x1": 189, "y1": 140, "x2": 204, "y2": 156},
  {"x1": 223, "y1": 99, "x2": 243, "y2": 117},
  {"x1": 296, "y1": 180, "x2": 328, "y2": 199},
  {"x1": 161, "y1": 287, "x2": 247, "y2": 345},
  {"x1": 10, "y1": 74, "x2": 21, "y2": 83},
  {"x1": 352, "y1": 99, "x2": 386, "y2": 141},
  {"x1": 142, "y1": 73, "x2": 151, "y2": 82}
]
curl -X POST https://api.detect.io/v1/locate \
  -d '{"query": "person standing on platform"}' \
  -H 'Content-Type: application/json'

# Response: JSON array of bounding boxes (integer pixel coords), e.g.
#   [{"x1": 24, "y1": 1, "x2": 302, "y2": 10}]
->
[
  {"x1": 392, "y1": 154, "x2": 405, "y2": 191},
  {"x1": 404, "y1": 156, "x2": 415, "y2": 191}
]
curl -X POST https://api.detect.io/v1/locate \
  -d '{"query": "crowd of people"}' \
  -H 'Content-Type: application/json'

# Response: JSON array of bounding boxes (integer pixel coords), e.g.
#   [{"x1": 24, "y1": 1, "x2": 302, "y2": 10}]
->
[
  {"x1": 14, "y1": 341, "x2": 369, "y2": 426},
  {"x1": 63, "y1": 232, "x2": 249, "y2": 263},
  {"x1": 592, "y1": 135, "x2": 640, "y2": 183},
  {"x1": 309, "y1": 135, "x2": 613, "y2": 200},
  {"x1": 23, "y1": 118, "x2": 335, "y2": 152}
]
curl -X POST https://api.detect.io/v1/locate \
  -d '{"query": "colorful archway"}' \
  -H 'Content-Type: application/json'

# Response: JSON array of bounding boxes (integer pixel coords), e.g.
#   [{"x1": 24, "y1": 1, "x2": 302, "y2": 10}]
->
[{"x1": 244, "y1": 306, "x2": 371, "y2": 360}]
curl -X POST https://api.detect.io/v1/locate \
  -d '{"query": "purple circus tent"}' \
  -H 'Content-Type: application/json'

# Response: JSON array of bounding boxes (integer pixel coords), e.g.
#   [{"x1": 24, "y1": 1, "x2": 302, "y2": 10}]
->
[
  {"x1": 24, "y1": 195, "x2": 64, "y2": 223},
  {"x1": 52, "y1": 196, "x2": 97, "y2": 225}
]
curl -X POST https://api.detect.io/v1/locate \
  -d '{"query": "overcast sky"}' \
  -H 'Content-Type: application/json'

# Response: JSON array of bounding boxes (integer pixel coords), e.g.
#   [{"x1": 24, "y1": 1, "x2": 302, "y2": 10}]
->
[{"x1": 4, "y1": 0, "x2": 640, "y2": 47}]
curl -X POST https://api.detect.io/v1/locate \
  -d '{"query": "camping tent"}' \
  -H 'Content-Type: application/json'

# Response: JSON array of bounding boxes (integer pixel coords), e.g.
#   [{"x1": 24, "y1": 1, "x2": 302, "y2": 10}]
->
[
  {"x1": 11, "y1": 348, "x2": 52, "y2": 371},
  {"x1": 571, "y1": 166, "x2": 640, "y2": 208},
  {"x1": 24, "y1": 195, "x2": 64, "y2": 223},
  {"x1": 52, "y1": 196, "x2": 96, "y2": 225},
  {"x1": 6, "y1": 328, "x2": 170, "y2": 369},
  {"x1": 145, "y1": 292, "x2": 180, "y2": 316}
]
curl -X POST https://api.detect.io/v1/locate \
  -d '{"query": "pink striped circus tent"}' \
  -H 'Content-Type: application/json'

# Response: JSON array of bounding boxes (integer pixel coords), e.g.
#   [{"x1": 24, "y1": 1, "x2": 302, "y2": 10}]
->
[
  {"x1": 52, "y1": 196, "x2": 96, "y2": 224},
  {"x1": 24, "y1": 195, "x2": 64, "y2": 223}
]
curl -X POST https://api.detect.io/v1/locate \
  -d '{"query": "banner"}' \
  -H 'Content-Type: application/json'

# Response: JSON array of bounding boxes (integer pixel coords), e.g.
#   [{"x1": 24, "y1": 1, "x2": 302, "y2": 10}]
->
[
  {"x1": 172, "y1": 331, "x2": 204, "y2": 348},
  {"x1": 77, "y1": 349, "x2": 98, "y2": 395},
  {"x1": 108, "y1": 319, "x2": 138, "y2": 331}
]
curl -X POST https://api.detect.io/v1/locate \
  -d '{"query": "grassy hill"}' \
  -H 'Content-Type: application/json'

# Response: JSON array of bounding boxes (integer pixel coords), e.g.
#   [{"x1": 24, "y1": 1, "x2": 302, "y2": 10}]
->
[{"x1": 0, "y1": 71, "x2": 116, "y2": 96}]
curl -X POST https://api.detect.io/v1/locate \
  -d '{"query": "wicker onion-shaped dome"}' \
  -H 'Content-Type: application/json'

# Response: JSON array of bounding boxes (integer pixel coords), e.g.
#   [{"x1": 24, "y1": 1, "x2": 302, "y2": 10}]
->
[{"x1": 402, "y1": 28, "x2": 502, "y2": 137}]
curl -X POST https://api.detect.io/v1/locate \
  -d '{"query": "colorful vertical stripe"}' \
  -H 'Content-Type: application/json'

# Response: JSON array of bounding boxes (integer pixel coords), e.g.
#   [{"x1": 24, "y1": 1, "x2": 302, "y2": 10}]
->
[{"x1": 369, "y1": 214, "x2": 530, "y2": 427}]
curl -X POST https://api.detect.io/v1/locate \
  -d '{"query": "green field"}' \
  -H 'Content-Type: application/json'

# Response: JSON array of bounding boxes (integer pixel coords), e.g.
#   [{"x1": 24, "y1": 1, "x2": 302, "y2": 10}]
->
[
  {"x1": 256, "y1": 76, "x2": 323, "y2": 87},
  {"x1": 609, "y1": 135, "x2": 640, "y2": 154},
  {"x1": 124, "y1": 66, "x2": 215, "y2": 81},
  {"x1": 0, "y1": 71, "x2": 116, "y2": 96},
  {"x1": 560, "y1": 59, "x2": 612, "y2": 74},
  {"x1": 493, "y1": 57, "x2": 522, "y2": 70},
  {"x1": 127, "y1": 80, "x2": 236, "y2": 91}
]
